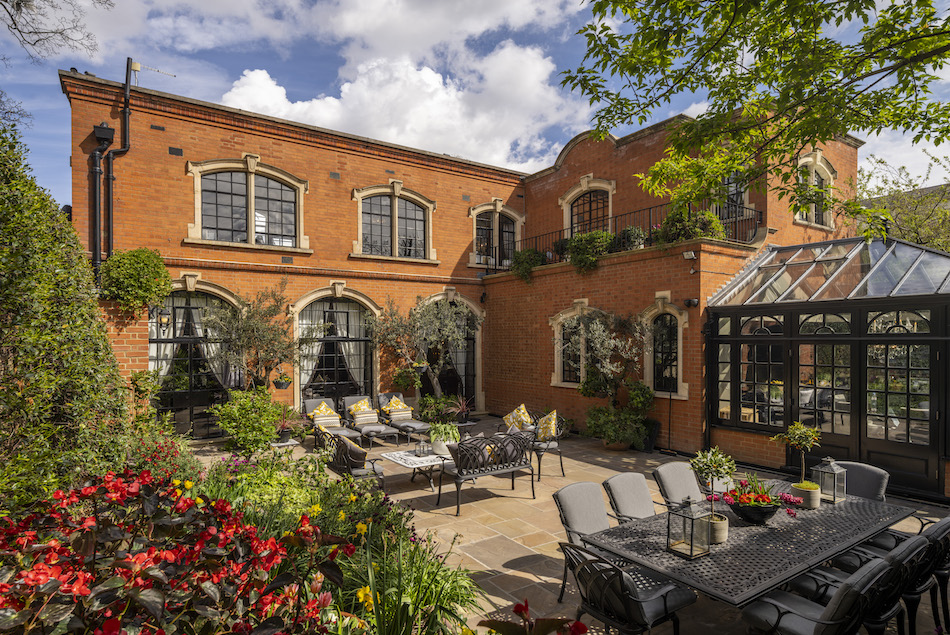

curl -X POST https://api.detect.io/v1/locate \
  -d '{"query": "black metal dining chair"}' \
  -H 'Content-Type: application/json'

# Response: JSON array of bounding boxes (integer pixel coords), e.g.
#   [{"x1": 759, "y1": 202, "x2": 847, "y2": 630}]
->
[
  {"x1": 836, "y1": 460, "x2": 889, "y2": 501},
  {"x1": 560, "y1": 542, "x2": 697, "y2": 635},
  {"x1": 602, "y1": 473, "x2": 657, "y2": 522},
  {"x1": 742, "y1": 558, "x2": 891, "y2": 635},
  {"x1": 652, "y1": 462, "x2": 705, "y2": 506}
]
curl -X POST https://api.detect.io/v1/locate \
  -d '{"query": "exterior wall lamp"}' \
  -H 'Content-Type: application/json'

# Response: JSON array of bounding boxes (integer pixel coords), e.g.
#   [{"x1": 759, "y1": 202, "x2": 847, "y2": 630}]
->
[{"x1": 683, "y1": 298, "x2": 699, "y2": 308}]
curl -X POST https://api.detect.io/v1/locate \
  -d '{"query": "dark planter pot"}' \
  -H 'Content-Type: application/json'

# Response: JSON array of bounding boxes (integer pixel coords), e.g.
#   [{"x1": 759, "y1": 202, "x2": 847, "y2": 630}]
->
[
  {"x1": 642, "y1": 418, "x2": 661, "y2": 453},
  {"x1": 729, "y1": 503, "x2": 781, "y2": 525},
  {"x1": 277, "y1": 428, "x2": 293, "y2": 443},
  {"x1": 457, "y1": 413, "x2": 470, "y2": 423},
  {"x1": 603, "y1": 440, "x2": 630, "y2": 451},
  {"x1": 273, "y1": 379, "x2": 291, "y2": 390}
]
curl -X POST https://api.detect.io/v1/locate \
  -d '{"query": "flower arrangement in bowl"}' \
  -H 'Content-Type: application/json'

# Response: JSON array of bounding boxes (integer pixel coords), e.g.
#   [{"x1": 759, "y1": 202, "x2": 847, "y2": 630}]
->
[
  {"x1": 771, "y1": 421, "x2": 822, "y2": 508},
  {"x1": 273, "y1": 367, "x2": 293, "y2": 389},
  {"x1": 723, "y1": 474, "x2": 803, "y2": 524}
]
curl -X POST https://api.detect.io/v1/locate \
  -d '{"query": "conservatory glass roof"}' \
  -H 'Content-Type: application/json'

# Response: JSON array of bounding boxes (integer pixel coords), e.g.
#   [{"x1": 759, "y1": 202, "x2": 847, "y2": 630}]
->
[{"x1": 709, "y1": 238, "x2": 950, "y2": 307}]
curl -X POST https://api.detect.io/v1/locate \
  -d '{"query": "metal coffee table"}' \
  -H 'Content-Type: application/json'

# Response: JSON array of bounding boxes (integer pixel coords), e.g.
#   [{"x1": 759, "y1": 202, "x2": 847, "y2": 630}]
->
[
  {"x1": 380, "y1": 449, "x2": 452, "y2": 491},
  {"x1": 583, "y1": 481, "x2": 914, "y2": 607}
]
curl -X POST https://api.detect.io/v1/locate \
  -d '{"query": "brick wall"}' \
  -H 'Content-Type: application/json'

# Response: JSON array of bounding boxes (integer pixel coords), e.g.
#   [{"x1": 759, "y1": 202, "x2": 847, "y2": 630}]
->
[{"x1": 100, "y1": 300, "x2": 149, "y2": 376}]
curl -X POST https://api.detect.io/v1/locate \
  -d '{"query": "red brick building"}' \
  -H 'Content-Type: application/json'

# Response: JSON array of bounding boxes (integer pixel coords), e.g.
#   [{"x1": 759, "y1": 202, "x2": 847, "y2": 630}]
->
[{"x1": 63, "y1": 69, "x2": 900, "y2": 491}]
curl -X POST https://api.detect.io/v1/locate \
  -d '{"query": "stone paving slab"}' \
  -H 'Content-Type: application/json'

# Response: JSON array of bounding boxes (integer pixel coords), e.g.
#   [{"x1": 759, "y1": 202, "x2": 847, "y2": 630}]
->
[{"x1": 192, "y1": 415, "x2": 949, "y2": 634}]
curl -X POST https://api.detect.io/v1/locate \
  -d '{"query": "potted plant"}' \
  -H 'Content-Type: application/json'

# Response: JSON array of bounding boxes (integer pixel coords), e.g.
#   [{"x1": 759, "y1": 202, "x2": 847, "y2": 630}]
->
[
  {"x1": 771, "y1": 422, "x2": 822, "y2": 509},
  {"x1": 427, "y1": 421, "x2": 461, "y2": 456},
  {"x1": 273, "y1": 368, "x2": 292, "y2": 390},
  {"x1": 274, "y1": 405, "x2": 303, "y2": 443},
  {"x1": 444, "y1": 394, "x2": 473, "y2": 423},
  {"x1": 585, "y1": 405, "x2": 649, "y2": 450},
  {"x1": 689, "y1": 446, "x2": 736, "y2": 543}
]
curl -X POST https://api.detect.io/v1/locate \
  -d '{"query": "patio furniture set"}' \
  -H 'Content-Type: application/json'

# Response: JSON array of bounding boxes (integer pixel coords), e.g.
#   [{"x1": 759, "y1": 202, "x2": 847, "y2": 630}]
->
[
  {"x1": 306, "y1": 399, "x2": 568, "y2": 509},
  {"x1": 554, "y1": 460, "x2": 950, "y2": 635}
]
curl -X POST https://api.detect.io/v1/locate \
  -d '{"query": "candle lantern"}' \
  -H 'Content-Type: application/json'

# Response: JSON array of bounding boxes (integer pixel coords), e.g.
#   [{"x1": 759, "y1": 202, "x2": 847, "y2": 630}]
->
[
  {"x1": 667, "y1": 497, "x2": 711, "y2": 559},
  {"x1": 415, "y1": 440, "x2": 431, "y2": 456},
  {"x1": 811, "y1": 457, "x2": 847, "y2": 504}
]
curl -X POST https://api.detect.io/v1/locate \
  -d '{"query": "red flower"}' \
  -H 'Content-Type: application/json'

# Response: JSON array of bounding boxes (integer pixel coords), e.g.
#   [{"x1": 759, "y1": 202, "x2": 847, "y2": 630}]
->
[
  {"x1": 343, "y1": 543, "x2": 356, "y2": 557},
  {"x1": 94, "y1": 617, "x2": 123, "y2": 635},
  {"x1": 513, "y1": 599, "x2": 530, "y2": 620},
  {"x1": 569, "y1": 621, "x2": 588, "y2": 635}
]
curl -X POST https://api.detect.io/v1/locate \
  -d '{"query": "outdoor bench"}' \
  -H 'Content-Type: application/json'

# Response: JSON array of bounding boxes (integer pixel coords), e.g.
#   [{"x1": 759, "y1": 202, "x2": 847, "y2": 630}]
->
[{"x1": 438, "y1": 432, "x2": 535, "y2": 515}]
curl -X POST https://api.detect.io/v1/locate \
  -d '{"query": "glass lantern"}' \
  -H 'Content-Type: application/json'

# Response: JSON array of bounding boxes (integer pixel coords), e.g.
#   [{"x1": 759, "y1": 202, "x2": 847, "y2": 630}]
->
[
  {"x1": 811, "y1": 457, "x2": 847, "y2": 504},
  {"x1": 415, "y1": 440, "x2": 431, "y2": 456},
  {"x1": 667, "y1": 497, "x2": 711, "y2": 559}
]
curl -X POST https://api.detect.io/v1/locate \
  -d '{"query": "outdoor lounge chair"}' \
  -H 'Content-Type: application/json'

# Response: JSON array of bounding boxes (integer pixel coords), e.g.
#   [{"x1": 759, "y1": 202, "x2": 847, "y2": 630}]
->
[
  {"x1": 341, "y1": 395, "x2": 400, "y2": 449},
  {"x1": 560, "y1": 542, "x2": 696, "y2": 635},
  {"x1": 304, "y1": 397, "x2": 361, "y2": 442},
  {"x1": 378, "y1": 392, "x2": 429, "y2": 441},
  {"x1": 602, "y1": 473, "x2": 657, "y2": 522},
  {"x1": 314, "y1": 426, "x2": 384, "y2": 488}
]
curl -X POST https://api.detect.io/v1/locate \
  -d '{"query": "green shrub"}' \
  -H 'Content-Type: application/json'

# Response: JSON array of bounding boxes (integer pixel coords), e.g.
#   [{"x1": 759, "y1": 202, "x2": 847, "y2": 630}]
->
[
  {"x1": 393, "y1": 367, "x2": 423, "y2": 392},
  {"x1": 657, "y1": 206, "x2": 726, "y2": 243},
  {"x1": 567, "y1": 230, "x2": 613, "y2": 273},
  {"x1": 0, "y1": 126, "x2": 126, "y2": 510},
  {"x1": 419, "y1": 394, "x2": 455, "y2": 425},
  {"x1": 625, "y1": 379, "x2": 656, "y2": 417},
  {"x1": 611, "y1": 225, "x2": 647, "y2": 251},
  {"x1": 510, "y1": 248, "x2": 546, "y2": 282},
  {"x1": 99, "y1": 247, "x2": 172, "y2": 313},
  {"x1": 209, "y1": 387, "x2": 284, "y2": 455},
  {"x1": 585, "y1": 405, "x2": 649, "y2": 447}
]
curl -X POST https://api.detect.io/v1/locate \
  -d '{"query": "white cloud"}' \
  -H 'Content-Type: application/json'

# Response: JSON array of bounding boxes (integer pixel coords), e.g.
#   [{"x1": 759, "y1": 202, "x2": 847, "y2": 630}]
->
[
  {"x1": 860, "y1": 130, "x2": 950, "y2": 187},
  {"x1": 221, "y1": 42, "x2": 591, "y2": 171},
  {"x1": 680, "y1": 100, "x2": 709, "y2": 118}
]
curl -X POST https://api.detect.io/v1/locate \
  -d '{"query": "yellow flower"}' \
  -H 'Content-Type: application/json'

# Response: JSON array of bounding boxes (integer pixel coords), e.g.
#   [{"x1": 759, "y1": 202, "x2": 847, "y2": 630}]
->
[
  {"x1": 461, "y1": 628, "x2": 475, "y2": 635},
  {"x1": 357, "y1": 586, "x2": 374, "y2": 610},
  {"x1": 172, "y1": 479, "x2": 181, "y2": 487},
  {"x1": 309, "y1": 503, "x2": 322, "y2": 515},
  {"x1": 184, "y1": 480, "x2": 194, "y2": 490},
  {"x1": 348, "y1": 494, "x2": 357, "y2": 503},
  {"x1": 283, "y1": 530, "x2": 292, "y2": 537},
  {"x1": 195, "y1": 497, "x2": 204, "y2": 504},
  {"x1": 338, "y1": 510, "x2": 346, "y2": 522},
  {"x1": 174, "y1": 489, "x2": 182, "y2": 497},
  {"x1": 372, "y1": 562, "x2": 379, "y2": 572},
  {"x1": 356, "y1": 522, "x2": 368, "y2": 535}
]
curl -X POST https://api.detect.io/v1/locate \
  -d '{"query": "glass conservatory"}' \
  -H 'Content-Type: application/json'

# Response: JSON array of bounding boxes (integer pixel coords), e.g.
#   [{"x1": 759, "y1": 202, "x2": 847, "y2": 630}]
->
[{"x1": 707, "y1": 238, "x2": 950, "y2": 494}]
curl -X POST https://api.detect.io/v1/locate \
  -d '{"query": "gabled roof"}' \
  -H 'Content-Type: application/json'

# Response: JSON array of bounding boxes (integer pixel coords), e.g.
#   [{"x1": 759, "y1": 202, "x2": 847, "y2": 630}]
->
[{"x1": 708, "y1": 237, "x2": 950, "y2": 307}]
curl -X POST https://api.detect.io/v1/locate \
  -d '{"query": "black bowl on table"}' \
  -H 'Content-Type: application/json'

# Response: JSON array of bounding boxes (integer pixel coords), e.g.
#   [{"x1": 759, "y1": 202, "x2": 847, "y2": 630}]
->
[{"x1": 729, "y1": 502, "x2": 781, "y2": 525}]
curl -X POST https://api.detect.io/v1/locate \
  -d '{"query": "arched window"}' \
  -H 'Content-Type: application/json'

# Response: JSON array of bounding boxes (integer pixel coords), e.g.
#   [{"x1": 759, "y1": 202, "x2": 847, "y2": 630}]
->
[
  {"x1": 796, "y1": 150, "x2": 836, "y2": 228},
  {"x1": 353, "y1": 181, "x2": 436, "y2": 261},
  {"x1": 149, "y1": 290, "x2": 242, "y2": 438},
  {"x1": 571, "y1": 190, "x2": 609, "y2": 235},
  {"x1": 652, "y1": 314, "x2": 678, "y2": 393},
  {"x1": 186, "y1": 154, "x2": 310, "y2": 251},
  {"x1": 298, "y1": 297, "x2": 374, "y2": 406},
  {"x1": 549, "y1": 300, "x2": 591, "y2": 387},
  {"x1": 469, "y1": 199, "x2": 524, "y2": 268}
]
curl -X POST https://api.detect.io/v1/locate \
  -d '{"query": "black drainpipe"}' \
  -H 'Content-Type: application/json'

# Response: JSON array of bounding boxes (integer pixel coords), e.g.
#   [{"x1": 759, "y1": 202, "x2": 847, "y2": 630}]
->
[
  {"x1": 104, "y1": 57, "x2": 133, "y2": 259},
  {"x1": 90, "y1": 122, "x2": 115, "y2": 278}
]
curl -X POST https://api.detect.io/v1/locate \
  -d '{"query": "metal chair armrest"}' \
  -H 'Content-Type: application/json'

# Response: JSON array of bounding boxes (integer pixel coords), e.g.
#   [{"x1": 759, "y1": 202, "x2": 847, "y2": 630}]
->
[{"x1": 755, "y1": 596, "x2": 846, "y2": 631}]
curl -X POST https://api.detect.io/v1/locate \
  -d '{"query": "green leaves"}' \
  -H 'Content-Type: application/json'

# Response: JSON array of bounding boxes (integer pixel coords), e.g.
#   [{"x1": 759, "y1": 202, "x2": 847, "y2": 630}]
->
[{"x1": 99, "y1": 248, "x2": 172, "y2": 314}]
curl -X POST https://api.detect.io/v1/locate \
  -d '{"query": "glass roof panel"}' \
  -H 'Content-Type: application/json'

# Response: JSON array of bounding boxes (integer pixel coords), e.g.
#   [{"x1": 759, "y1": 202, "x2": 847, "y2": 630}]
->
[
  {"x1": 818, "y1": 242, "x2": 859, "y2": 260},
  {"x1": 895, "y1": 252, "x2": 950, "y2": 296},
  {"x1": 771, "y1": 247, "x2": 803, "y2": 266},
  {"x1": 724, "y1": 266, "x2": 782, "y2": 305},
  {"x1": 779, "y1": 259, "x2": 847, "y2": 302},
  {"x1": 749, "y1": 263, "x2": 814, "y2": 303},
  {"x1": 788, "y1": 245, "x2": 827, "y2": 263},
  {"x1": 852, "y1": 243, "x2": 921, "y2": 298},
  {"x1": 813, "y1": 241, "x2": 889, "y2": 301}
]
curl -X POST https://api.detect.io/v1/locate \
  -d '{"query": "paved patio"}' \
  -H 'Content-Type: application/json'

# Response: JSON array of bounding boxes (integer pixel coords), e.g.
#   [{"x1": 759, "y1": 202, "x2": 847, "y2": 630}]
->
[{"x1": 193, "y1": 416, "x2": 950, "y2": 634}]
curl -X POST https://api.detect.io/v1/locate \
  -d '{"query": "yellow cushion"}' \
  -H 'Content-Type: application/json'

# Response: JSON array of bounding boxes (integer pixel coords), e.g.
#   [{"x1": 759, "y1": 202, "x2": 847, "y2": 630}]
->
[
  {"x1": 348, "y1": 398, "x2": 372, "y2": 416},
  {"x1": 537, "y1": 410, "x2": 558, "y2": 441},
  {"x1": 382, "y1": 396, "x2": 411, "y2": 413},
  {"x1": 309, "y1": 402, "x2": 337, "y2": 419},
  {"x1": 503, "y1": 404, "x2": 532, "y2": 430}
]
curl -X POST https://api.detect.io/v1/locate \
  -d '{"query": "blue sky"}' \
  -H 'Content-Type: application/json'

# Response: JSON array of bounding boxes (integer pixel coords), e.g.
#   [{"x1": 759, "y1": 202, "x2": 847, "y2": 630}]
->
[{"x1": 1, "y1": 0, "x2": 947, "y2": 207}]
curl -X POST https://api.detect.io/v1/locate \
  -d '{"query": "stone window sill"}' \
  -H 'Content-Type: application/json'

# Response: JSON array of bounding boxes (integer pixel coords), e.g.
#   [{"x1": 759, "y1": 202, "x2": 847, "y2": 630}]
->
[
  {"x1": 793, "y1": 219, "x2": 834, "y2": 231},
  {"x1": 349, "y1": 253, "x2": 441, "y2": 265},
  {"x1": 182, "y1": 237, "x2": 313, "y2": 255}
]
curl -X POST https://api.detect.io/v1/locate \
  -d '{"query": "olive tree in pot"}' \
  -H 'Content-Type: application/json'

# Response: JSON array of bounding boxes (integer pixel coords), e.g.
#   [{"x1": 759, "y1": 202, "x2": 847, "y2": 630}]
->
[
  {"x1": 689, "y1": 446, "x2": 736, "y2": 543},
  {"x1": 771, "y1": 422, "x2": 822, "y2": 508}
]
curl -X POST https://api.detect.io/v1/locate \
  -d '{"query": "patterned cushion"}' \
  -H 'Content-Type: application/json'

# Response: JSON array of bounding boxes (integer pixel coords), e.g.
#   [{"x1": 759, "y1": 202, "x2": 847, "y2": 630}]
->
[
  {"x1": 536, "y1": 410, "x2": 558, "y2": 441},
  {"x1": 341, "y1": 436, "x2": 367, "y2": 466},
  {"x1": 382, "y1": 396, "x2": 411, "y2": 413},
  {"x1": 352, "y1": 411, "x2": 379, "y2": 425},
  {"x1": 313, "y1": 414, "x2": 342, "y2": 427},
  {"x1": 389, "y1": 409, "x2": 414, "y2": 422},
  {"x1": 503, "y1": 404, "x2": 532, "y2": 430},
  {"x1": 309, "y1": 401, "x2": 337, "y2": 419},
  {"x1": 348, "y1": 398, "x2": 373, "y2": 416}
]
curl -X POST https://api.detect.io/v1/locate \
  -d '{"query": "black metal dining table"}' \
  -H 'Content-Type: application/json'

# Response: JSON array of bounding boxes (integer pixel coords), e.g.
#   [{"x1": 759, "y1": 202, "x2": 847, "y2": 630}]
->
[{"x1": 582, "y1": 481, "x2": 914, "y2": 607}]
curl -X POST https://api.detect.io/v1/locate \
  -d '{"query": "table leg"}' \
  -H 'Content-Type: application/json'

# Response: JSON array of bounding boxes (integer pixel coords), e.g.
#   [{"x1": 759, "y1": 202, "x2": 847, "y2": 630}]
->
[{"x1": 411, "y1": 465, "x2": 438, "y2": 491}]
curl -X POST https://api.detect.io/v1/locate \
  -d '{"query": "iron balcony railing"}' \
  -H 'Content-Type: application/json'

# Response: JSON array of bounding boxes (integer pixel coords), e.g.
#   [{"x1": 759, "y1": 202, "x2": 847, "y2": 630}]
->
[{"x1": 499, "y1": 202, "x2": 762, "y2": 271}]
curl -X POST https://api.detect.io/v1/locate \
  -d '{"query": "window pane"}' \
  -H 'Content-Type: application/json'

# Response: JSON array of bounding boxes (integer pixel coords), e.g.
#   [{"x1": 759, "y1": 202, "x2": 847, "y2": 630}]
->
[
  {"x1": 653, "y1": 314, "x2": 678, "y2": 392},
  {"x1": 201, "y1": 172, "x2": 248, "y2": 243},
  {"x1": 475, "y1": 212, "x2": 492, "y2": 263},
  {"x1": 570, "y1": 190, "x2": 609, "y2": 234},
  {"x1": 362, "y1": 195, "x2": 392, "y2": 255},
  {"x1": 254, "y1": 176, "x2": 296, "y2": 247},
  {"x1": 397, "y1": 198, "x2": 426, "y2": 258}
]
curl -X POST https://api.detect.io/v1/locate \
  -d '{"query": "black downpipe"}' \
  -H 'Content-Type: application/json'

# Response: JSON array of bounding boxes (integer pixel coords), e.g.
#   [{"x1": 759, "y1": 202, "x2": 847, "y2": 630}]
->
[
  {"x1": 90, "y1": 127, "x2": 113, "y2": 279},
  {"x1": 104, "y1": 57, "x2": 133, "y2": 259}
]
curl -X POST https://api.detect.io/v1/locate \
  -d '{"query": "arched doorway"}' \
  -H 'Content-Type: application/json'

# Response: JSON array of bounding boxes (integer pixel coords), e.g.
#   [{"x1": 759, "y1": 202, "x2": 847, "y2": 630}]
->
[
  {"x1": 419, "y1": 299, "x2": 480, "y2": 404},
  {"x1": 298, "y1": 297, "x2": 373, "y2": 408},
  {"x1": 149, "y1": 291, "x2": 241, "y2": 438}
]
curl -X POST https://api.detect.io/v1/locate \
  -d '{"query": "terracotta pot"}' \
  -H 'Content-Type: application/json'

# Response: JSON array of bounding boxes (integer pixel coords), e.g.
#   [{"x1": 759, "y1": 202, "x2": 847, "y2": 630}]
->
[
  {"x1": 709, "y1": 516, "x2": 729, "y2": 544},
  {"x1": 793, "y1": 483, "x2": 821, "y2": 509},
  {"x1": 603, "y1": 440, "x2": 630, "y2": 451}
]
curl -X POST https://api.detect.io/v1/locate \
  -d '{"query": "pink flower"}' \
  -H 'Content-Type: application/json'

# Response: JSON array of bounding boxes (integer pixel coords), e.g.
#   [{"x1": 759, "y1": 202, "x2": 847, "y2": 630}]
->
[
  {"x1": 786, "y1": 509, "x2": 797, "y2": 518},
  {"x1": 723, "y1": 495, "x2": 735, "y2": 505}
]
